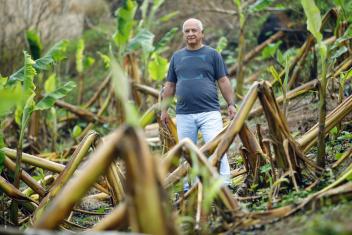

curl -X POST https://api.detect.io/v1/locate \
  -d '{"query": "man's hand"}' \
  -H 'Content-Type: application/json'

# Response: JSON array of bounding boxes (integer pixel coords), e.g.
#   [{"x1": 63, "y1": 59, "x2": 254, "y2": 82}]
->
[
  {"x1": 160, "y1": 81, "x2": 176, "y2": 126},
  {"x1": 161, "y1": 110, "x2": 170, "y2": 126},
  {"x1": 227, "y1": 104, "x2": 236, "y2": 120}
]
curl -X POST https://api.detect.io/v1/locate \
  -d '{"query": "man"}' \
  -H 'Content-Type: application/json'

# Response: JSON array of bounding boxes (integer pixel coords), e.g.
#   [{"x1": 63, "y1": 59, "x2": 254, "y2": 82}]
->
[{"x1": 161, "y1": 18, "x2": 236, "y2": 187}]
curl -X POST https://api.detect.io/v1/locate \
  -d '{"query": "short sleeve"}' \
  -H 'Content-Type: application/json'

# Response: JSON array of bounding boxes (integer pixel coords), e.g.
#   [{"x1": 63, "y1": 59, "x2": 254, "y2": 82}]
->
[
  {"x1": 166, "y1": 55, "x2": 177, "y2": 83},
  {"x1": 213, "y1": 51, "x2": 228, "y2": 80}
]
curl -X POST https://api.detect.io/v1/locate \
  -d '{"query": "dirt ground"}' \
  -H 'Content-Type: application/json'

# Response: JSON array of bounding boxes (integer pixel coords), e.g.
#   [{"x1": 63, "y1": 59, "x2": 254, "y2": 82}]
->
[
  {"x1": 232, "y1": 89, "x2": 352, "y2": 235},
  {"x1": 241, "y1": 202, "x2": 352, "y2": 235}
]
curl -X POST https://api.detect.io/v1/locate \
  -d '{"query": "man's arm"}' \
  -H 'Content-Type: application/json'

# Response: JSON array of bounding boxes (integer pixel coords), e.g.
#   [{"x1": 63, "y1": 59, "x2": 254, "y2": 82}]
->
[
  {"x1": 217, "y1": 76, "x2": 236, "y2": 119},
  {"x1": 161, "y1": 81, "x2": 176, "y2": 126}
]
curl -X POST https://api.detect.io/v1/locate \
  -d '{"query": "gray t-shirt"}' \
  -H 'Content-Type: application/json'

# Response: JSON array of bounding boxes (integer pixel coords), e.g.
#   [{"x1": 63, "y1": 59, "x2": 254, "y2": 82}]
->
[{"x1": 167, "y1": 45, "x2": 228, "y2": 114}]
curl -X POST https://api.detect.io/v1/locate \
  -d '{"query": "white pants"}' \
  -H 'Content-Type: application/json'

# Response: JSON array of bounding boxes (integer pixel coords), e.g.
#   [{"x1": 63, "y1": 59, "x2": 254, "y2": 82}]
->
[{"x1": 176, "y1": 111, "x2": 231, "y2": 190}]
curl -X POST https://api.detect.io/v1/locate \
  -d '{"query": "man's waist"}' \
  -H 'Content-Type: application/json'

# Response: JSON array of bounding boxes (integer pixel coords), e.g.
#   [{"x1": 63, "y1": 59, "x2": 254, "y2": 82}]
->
[{"x1": 175, "y1": 106, "x2": 220, "y2": 114}]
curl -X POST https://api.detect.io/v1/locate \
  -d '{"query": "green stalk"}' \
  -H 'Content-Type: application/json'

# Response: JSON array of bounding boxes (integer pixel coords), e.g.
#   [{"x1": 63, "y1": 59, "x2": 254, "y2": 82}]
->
[
  {"x1": 317, "y1": 48, "x2": 328, "y2": 168},
  {"x1": 234, "y1": 0, "x2": 246, "y2": 99},
  {"x1": 13, "y1": 127, "x2": 25, "y2": 188},
  {"x1": 10, "y1": 125, "x2": 26, "y2": 224},
  {"x1": 300, "y1": 0, "x2": 329, "y2": 169}
]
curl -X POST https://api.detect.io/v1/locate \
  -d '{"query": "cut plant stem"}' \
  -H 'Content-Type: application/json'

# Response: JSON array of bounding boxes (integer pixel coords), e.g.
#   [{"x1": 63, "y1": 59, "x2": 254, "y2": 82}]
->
[
  {"x1": 4, "y1": 157, "x2": 46, "y2": 197},
  {"x1": 106, "y1": 161, "x2": 125, "y2": 205}
]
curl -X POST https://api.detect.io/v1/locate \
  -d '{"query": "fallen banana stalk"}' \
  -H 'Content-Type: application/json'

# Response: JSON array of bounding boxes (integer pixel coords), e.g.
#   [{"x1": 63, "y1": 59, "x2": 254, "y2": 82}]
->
[
  {"x1": 4, "y1": 157, "x2": 46, "y2": 197},
  {"x1": 32, "y1": 127, "x2": 127, "y2": 229},
  {"x1": 54, "y1": 100, "x2": 109, "y2": 124},
  {"x1": 0, "y1": 176, "x2": 36, "y2": 203},
  {"x1": 33, "y1": 126, "x2": 178, "y2": 235},
  {"x1": 0, "y1": 176, "x2": 38, "y2": 216},
  {"x1": 4, "y1": 147, "x2": 65, "y2": 173},
  {"x1": 32, "y1": 130, "x2": 99, "y2": 223},
  {"x1": 231, "y1": 169, "x2": 247, "y2": 178},
  {"x1": 3, "y1": 146, "x2": 109, "y2": 194},
  {"x1": 133, "y1": 83, "x2": 160, "y2": 98}
]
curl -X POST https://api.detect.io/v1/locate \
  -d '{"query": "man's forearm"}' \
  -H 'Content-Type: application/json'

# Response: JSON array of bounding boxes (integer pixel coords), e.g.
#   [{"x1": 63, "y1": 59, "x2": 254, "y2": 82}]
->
[
  {"x1": 161, "y1": 82, "x2": 176, "y2": 112},
  {"x1": 218, "y1": 77, "x2": 234, "y2": 106}
]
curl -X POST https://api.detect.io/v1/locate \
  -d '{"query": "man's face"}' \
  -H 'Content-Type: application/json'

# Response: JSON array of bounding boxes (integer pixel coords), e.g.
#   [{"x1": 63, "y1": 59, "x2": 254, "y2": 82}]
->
[{"x1": 183, "y1": 20, "x2": 203, "y2": 47}]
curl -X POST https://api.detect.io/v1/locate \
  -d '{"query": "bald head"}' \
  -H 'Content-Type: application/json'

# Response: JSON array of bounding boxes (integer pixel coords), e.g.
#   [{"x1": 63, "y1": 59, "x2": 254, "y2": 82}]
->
[{"x1": 182, "y1": 18, "x2": 203, "y2": 32}]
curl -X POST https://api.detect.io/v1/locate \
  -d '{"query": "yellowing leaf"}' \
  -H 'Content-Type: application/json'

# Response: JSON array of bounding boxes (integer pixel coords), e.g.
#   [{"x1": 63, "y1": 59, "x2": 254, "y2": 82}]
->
[
  {"x1": 76, "y1": 39, "x2": 84, "y2": 74},
  {"x1": 301, "y1": 0, "x2": 322, "y2": 42},
  {"x1": 44, "y1": 74, "x2": 57, "y2": 93},
  {"x1": 148, "y1": 53, "x2": 168, "y2": 81}
]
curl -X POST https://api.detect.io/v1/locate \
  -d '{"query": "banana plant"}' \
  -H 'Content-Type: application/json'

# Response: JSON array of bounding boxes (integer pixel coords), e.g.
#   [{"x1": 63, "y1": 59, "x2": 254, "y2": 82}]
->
[
  {"x1": 301, "y1": 0, "x2": 328, "y2": 168},
  {"x1": 113, "y1": 0, "x2": 138, "y2": 60},
  {"x1": 8, "y1": 41, "x2": 68, "y2": 85},
  {"x1": 113, "y1": 0, "x2": 177, "y2": 78},
  {"x1": 7, "y1": 45, "x2": 76, "y2": 224},
  {"x1": 25, "y1": 30, "x2": 43, "y2": 149}
]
